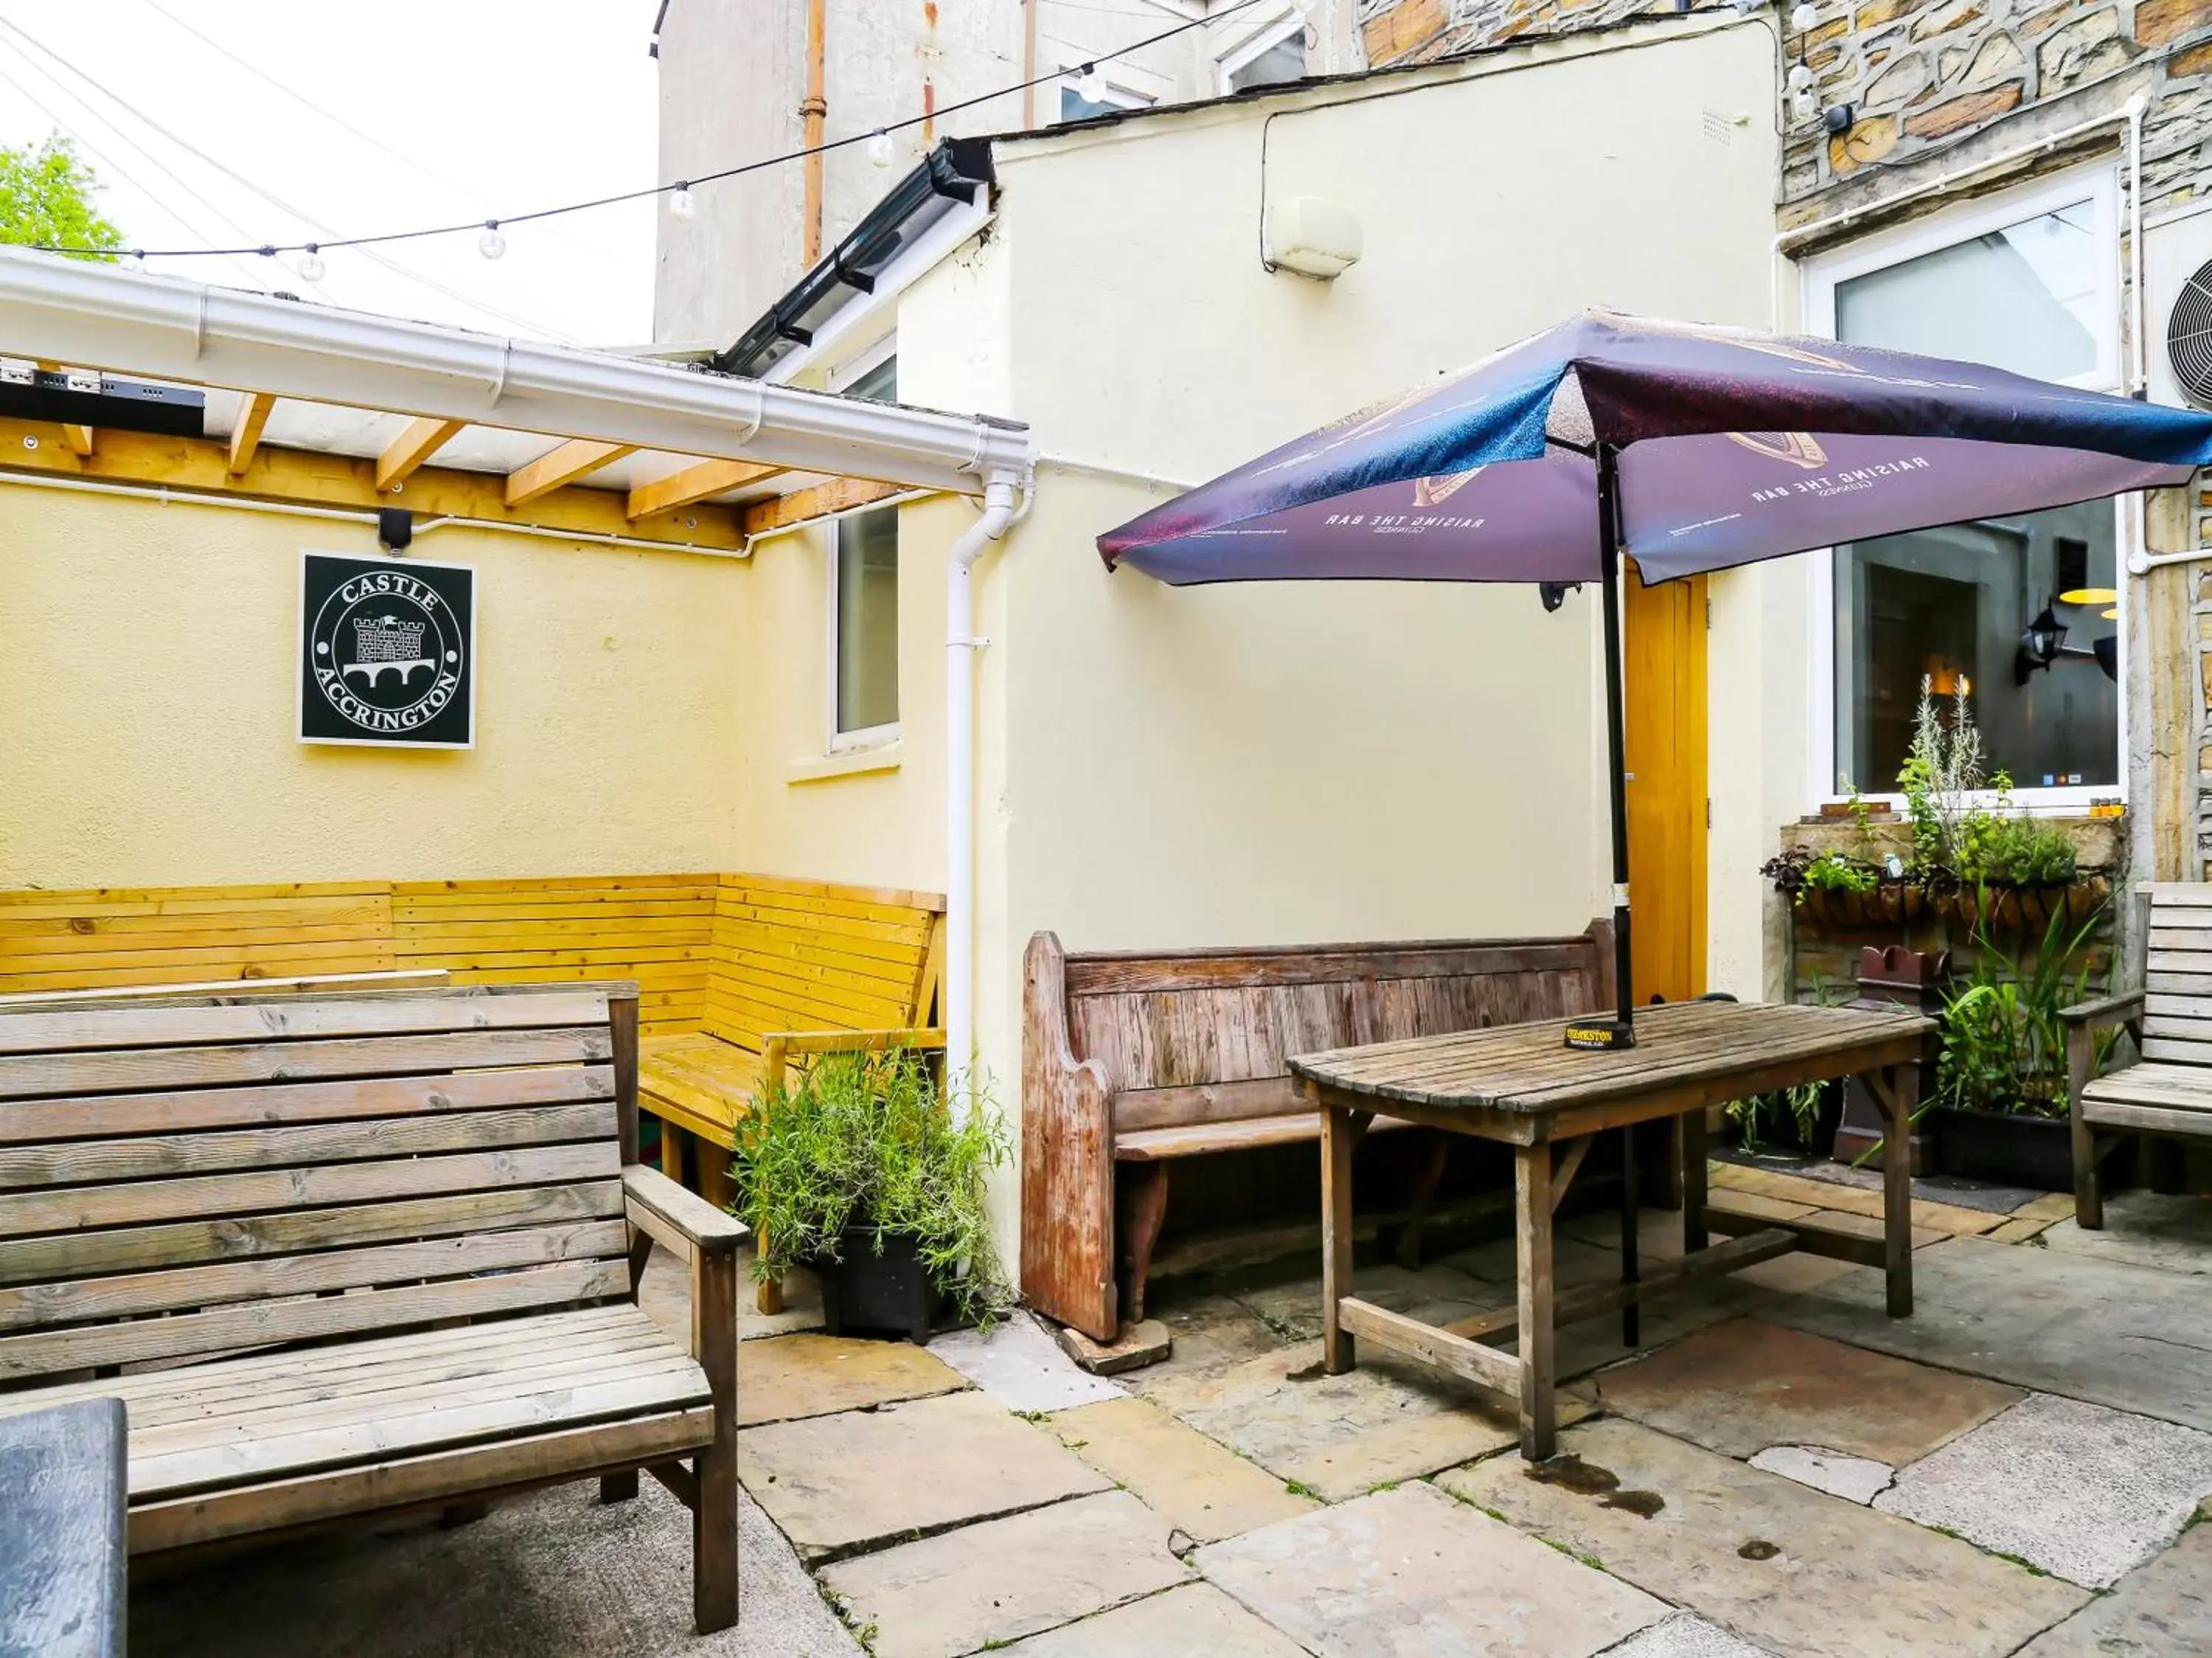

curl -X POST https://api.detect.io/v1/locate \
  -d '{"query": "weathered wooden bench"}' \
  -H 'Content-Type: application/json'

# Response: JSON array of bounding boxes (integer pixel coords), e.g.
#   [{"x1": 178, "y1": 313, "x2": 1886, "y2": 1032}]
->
[
  {"x1": 1021, "y1": 924, "x2": 1614, "y2": 1343},
  {"x1": 641, "y1": 876, "x2": 944, "y2": 1311},
  {"x1": 0, "y1": 980, "x2": 748, "y2": 1634},
  {"x1": 2069, "y1": 881, "x2": 2211, "y2": 1228}
]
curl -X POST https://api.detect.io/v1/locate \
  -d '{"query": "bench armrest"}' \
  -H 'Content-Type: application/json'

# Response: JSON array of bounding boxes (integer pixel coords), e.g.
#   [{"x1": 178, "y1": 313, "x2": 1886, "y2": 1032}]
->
[
  {"x1": 624, "y1": 1164, "x2": 749, "y2": 1258},
  {"x1": 761, "y1": 1027, "x2": 947, "y2": 1088},
  {"x1": 2059, "y1": 991, "x2": 2143, "y2": 1030}
]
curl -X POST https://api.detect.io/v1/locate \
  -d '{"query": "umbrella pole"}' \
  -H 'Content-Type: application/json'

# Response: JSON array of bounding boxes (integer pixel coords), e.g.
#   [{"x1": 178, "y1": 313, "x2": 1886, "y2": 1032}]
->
[{"x1": 1567, "y1": 443, "x2": 1636, "y2": 1051}]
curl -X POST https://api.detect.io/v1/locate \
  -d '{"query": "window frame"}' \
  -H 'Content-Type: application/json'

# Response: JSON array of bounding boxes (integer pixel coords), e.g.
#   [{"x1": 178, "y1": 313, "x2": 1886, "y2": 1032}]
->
[
  {"x1": 1796, "y1": 164, "x2": 2129, "y2": 815},
  {"x1": 1215, "y1": 9, "x2": 1307, "y2": 95},
  {"x1": 824, "y1": 339, "x2": 902, "y2": 753}
]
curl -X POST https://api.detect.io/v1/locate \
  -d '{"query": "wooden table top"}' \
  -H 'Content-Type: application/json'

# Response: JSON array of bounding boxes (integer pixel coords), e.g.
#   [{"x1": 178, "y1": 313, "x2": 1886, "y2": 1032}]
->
[{"x1": 1288, "y1": 999, "x2": 1933, "y2": 1117}]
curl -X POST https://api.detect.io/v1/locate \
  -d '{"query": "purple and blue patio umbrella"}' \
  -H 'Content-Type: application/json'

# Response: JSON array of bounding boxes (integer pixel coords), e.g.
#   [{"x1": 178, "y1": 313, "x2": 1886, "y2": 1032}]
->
[{"x1": 1098, "y1": 310, "x2": 2212, "y2": 1048}]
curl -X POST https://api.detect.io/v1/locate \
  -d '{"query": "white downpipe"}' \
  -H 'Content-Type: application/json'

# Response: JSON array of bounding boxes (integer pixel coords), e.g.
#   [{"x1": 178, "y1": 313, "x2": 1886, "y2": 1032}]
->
[{"x1": 945, "y1": 470, "x2": 1021, "y2": 1109}]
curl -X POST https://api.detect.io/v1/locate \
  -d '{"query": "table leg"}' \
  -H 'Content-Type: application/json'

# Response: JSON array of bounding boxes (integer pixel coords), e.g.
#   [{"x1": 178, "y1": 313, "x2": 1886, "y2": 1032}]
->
[
  {"x1": 1618, "y1": 1124, "x2": 1640, "y2": 1348},
  {"x1": 1872, "y1": 1064, "x2": 1916, "y2": 1318},
  {"x1": 1681, "y1": 1104, "x2": 1708, "y2": 1255},
  {"x1": 1516, "y1": 1142, "x2": 1556, "y2": 1462},
  {"x1": 1321, "y1": 1103, "x2": 1356, "y2": 1375}
]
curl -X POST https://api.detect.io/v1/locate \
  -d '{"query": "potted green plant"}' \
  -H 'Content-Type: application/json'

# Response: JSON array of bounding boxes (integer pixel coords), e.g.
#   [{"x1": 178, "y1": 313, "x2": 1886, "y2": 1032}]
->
[
  {"x1": 1762, "y1": 788, "x2": 1924, "y2": 932},
  {"x1": 1926, "y1": 902, "x2": 2123, "y2": 1190},
  {"x1": 734, "y1": 1050, "x2": 1011, "y2": 1343},
  {"x1": 1725, "y1": 1077, "x2": 1846, "y2": 1159}
]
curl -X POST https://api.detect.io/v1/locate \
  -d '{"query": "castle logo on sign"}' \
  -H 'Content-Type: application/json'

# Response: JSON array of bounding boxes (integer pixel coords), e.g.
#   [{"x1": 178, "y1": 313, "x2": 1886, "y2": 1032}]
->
[{"x1": 299, "y1": 551, "x2": 476, "y2": 748}]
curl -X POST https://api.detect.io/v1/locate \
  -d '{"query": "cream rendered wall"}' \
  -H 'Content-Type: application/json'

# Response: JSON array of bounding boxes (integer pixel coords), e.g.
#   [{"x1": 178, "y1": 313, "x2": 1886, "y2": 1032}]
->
[
  {"x1": 0, "y1": 486, "x2": 745, "y2": 887},
  {"x1": 897, "y1": 15, "x2": 1781, "y2": 1265}
]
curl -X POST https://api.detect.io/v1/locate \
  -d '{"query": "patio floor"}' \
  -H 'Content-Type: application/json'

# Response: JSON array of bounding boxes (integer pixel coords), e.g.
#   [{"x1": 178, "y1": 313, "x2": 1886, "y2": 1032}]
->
[{"x1": 130, "y1": 1171, "x2": 2212, "y2": 1658}]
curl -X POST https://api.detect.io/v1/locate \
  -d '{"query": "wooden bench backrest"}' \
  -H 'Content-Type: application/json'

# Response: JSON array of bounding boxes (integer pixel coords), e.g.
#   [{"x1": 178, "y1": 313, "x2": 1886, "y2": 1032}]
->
[
  {"x1": 2143, "y1": 884, "x2": 2212, "y2": 1064},
  {"x1": 703, "y1": 874, "x2": 945, "y2": 1054},
  {"x1": 392, "y1": 875, "x2": 717, "y2": 1037},
  {"x1": 0, "y1": 884, "x2": 397, "y2": 997},
  {"x1": 1059, "y1": 929, "x2": 1613, "y2": 1131},
  {"x1": 0, "y1": 982, "x2": 636, "y2": 1384}
]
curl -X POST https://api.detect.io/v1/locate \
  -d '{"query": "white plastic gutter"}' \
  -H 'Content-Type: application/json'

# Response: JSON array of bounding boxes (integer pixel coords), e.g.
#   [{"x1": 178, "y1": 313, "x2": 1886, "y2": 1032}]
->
[
  {"x1": 0, "y1": 247, "x2": 1031, "y2": 496},
  {"x1": 945, "y1": 470, "x2": 1020, "y2": 1105}
]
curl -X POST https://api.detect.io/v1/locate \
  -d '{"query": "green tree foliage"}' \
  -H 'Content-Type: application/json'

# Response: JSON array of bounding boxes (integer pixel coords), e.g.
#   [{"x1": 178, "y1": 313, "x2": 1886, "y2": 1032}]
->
[{"x1": 0, "y1": 137, "x2": 121, "y2": 258}]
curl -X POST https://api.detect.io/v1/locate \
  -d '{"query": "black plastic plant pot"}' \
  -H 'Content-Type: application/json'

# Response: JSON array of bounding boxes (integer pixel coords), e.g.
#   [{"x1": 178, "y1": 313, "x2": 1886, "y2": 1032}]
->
[
  {"x1": 813, "y1": 1227, "x2": 943, "y2": 1345},
  {"x1": 1929, "y1": 1104, "x2": 2104, "y2": 1192}
]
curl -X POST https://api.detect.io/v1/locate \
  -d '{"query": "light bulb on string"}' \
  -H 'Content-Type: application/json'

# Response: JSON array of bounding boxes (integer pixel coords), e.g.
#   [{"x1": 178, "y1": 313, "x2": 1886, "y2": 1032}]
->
[
  {"x1": 1788, "y1": 62, "x2": 1814, "y2": 90},
  {"x1": 296, "y1": 245, "x2": 325, "y2": 283},
  {"x1": 120, "y1": 251, "x2": 145, "y2": 272},
  {"x1": 867, "y1": 128, "x2": 895, "y2": 168},
  {"x1": 1790, "y1": 2, "x2": 1818, "y2": 30},
  {"x1": 478, "y1": 221, "x2": 507, "y2": 260},
  {"x1": 1790, "y1": 89, "x2": 1818, "y2": 122},
  {"x1": 1075, "y1": 61, "x2": 1107, "y2": 103},
  {"x1": 669, "y1": 184, "x2": 695, "y2": 221}
]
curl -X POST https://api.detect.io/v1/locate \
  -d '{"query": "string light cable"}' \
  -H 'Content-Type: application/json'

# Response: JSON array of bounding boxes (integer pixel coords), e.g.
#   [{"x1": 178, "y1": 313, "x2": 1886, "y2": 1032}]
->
[
  {"x1": 13, "y1": 0, "x2": 1277, "y2": 263},
  {"x1": 0, "y1": 13, "x2": 574, "y2": 339}
]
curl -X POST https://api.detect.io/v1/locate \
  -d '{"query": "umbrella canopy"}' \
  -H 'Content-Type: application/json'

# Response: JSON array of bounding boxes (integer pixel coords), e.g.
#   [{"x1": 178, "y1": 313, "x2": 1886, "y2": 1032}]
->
[
  {"x1": 1096, "y1": 311, "x2": 2212, "y2": 1049},
  {"x1": 1098, "y1": 310, "x2": 2212, "y2": 586}
]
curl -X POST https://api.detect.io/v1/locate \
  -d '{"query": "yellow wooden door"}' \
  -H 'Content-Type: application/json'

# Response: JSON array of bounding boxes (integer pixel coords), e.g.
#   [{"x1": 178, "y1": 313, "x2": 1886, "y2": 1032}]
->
[{"x1": 1622, "y1": 561, "x2": 1707, "y2": 1005}]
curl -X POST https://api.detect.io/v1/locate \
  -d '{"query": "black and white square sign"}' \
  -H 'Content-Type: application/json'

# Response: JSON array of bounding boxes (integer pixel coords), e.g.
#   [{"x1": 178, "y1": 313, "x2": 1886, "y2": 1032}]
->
[{"x1": 299, "y1": 551, "x2": 476, "y2": 748}]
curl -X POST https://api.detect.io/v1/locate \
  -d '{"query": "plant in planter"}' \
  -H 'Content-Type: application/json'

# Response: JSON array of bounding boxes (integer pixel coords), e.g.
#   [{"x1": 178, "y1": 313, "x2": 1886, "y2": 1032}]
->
[
  {"x1": 1724, "y1": 1078, "x2": 1844, "y2": 1158},
  {"x1": 734, "y1": 1050, "x2": 1011, "y2": 1343},
  {"x1": 1927, "y1": 902, "x2": 2121, "y2": 1189}
]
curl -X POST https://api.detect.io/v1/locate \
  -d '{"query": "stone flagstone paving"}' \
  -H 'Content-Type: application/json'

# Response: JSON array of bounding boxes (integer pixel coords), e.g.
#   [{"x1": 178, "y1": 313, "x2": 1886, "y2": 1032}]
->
[
  {"x1": 1197, "y1": 1483, "x2": 1670, "y2": 1657},
  {"x1": 1874, "y1": 1391, "x2": 2212, "y2": 1587},
  {"x1": 121, "y1": 1165, "x2": 2212, "y2": 1658},
  {"x1": 1441, "y1": 1418, "x2": 2089, "y2": 1658}
]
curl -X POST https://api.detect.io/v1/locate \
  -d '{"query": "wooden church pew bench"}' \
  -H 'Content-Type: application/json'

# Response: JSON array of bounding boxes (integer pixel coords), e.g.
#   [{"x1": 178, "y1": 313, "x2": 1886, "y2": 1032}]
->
[{"x1": 1021, "y1": 923, "x2": 1615, "y2": 1344}]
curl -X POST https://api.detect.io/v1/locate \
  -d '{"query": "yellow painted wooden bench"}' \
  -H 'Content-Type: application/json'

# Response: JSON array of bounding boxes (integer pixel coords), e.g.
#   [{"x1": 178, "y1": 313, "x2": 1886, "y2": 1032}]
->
[
  {"x1": 0, "y1": 979, "x2": 749, "y2": 1634},
  {"x1": 641, "y1": 875, "x2": 946, "y2": 1312}
]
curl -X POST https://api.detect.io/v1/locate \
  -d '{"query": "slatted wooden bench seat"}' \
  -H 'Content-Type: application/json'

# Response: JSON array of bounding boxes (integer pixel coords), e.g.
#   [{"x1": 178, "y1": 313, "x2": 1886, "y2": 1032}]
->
[
  {"x1": 640, "y1": 875, "x2": 945, "y2": 1311},
  {"x1": 0, "y1": 980, "x2": 748, "y2": 1634},
  {"x1": 1021, "y1": 924, "x2": 1614, "y2": 1344},
  {"x1": 2069, "y1": 881, "x2": 2212, "y2": 1229}
]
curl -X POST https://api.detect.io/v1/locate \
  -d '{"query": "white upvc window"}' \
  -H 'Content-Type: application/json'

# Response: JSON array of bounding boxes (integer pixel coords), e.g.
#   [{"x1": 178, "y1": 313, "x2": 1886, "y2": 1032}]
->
[
  {"x1": 827, "y1": 341, "x2": 900, "y2": 752},
  {"x1": 1049, "y1": 53, "x2": 1159, "y2": 125},
  {"x1": 1798, "y1": 166, "x2": 2127, "y2": 814},
  {"x1": 1217, "y1": 9, "x2": 1307, "y2": 94}
]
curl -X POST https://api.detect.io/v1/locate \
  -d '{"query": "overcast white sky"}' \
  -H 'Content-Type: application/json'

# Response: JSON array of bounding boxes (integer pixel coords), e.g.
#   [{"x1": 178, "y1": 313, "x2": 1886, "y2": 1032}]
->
[{"x1": 0, "y1": 1, "x2": 663, "y2": 347}]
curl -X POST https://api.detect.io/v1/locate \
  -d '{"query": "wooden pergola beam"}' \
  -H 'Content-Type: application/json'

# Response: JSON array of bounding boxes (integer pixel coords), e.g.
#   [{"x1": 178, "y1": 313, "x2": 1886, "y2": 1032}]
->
[
  {"x1": 740, "y1": 476, "x2": 906, "y2": 537},
  {"x1": 227, "y1": 392, "x2": 275, "y2": 476},
  {"x1": 375, "y1": 417, "x2": 467, "y2": 493},
  {"x1": 627, "y1": 457, "x2": 785, "y2": 521},
  {"x1": 507, "y1": 438, "x2": 636, "y2": 508},
  {"x1": 60, "y1": 424, "x2": 94, "y2": 457},
  {"x1": 0, "y1": 417, "x2": 745, "y2": 552}
]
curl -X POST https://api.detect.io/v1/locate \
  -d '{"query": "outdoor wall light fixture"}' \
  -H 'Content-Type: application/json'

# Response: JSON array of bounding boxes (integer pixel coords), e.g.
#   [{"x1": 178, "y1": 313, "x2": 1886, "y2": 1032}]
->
[
  {"x1": 1539, "y1": 581, "x2": 1582, "y2": 612},
  {"x1": 1823, "y1": 103, "x2": 1854, "y2": 136},
  {"x1": 2013, "y1": 603, "x2": 2068, "y2": 684},
  {"x1": 2094, "y1": 635, "x2": 2120, "y2": 682}
]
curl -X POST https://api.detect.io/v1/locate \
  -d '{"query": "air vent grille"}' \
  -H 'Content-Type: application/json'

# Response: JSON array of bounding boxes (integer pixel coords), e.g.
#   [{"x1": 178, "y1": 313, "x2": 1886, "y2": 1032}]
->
[{"x1": 2166, "y1": 257, "x2": 2212, "y2": 409}]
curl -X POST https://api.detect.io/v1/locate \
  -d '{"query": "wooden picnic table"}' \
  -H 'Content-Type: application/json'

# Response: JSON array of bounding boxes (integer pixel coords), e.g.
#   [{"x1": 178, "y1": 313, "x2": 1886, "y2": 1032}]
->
[{"x1": 1288, "y1": 999, "x2": 1933, "y2": 1462}]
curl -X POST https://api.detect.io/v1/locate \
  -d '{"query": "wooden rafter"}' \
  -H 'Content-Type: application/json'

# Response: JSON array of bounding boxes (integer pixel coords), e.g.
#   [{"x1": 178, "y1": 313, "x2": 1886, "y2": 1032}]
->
[
  {"x1": 507, "y1": 439, "x2": 636, "y2": 508},
  {"x1": 60, "y1": 424, "x2": 94, "y2": 457},
  {"x1": 375, "y1": 417, "x2": 467, "y2": 493},
  {"x1": 227, "y1": 392, "x2": 275, "y2": 476},
  {"x1": 627, "y1": 457, "x2": 785, "y2": 521},
  {"x1": 0, "y1": 417, "x2": 745, "y2": 551},
  {"x1": 740, "y1": 476, "x2": 905, "y2": 537}
]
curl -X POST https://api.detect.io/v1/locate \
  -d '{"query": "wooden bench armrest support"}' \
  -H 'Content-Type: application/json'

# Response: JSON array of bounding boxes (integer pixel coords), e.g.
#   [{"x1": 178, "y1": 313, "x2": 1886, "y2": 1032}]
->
[
  {"x1": 759, "y1": 1027, "x2": 949, "y2": 1090},
  {"x1": 2060, "y1": 991, "x2": 2144, "y2": 1029},
  {"x1": 624, "y1": 1165, "x2": 750, "y2": 1258},
  {"x1": 1021, "y1": 933, "x2": 1120, "y2": 1342}
]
